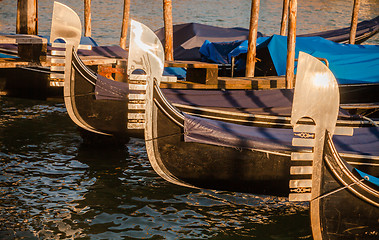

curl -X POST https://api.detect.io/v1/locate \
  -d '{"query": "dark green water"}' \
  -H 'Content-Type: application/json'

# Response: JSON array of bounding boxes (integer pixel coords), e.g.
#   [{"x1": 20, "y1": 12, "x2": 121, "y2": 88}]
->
[{"x1": 1, "y1": 0, "x2": 378, "y2": 239}]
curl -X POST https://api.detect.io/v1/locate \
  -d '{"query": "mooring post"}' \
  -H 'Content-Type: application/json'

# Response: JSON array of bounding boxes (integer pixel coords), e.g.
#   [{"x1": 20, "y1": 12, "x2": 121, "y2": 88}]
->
[
  {"x1": 163, "y1": 0, "x2": 174, "y2": 61},
  {"x1": 84, "y1": 0, "x2": 91, "y2": 37},
  {"x1": 16, "y1": 0, "x2": 46, "y2": 63},
  {"x1": 349, "y1": 0, "x2": 360, "y2": 44},
  {"x1": 117, "y1": 0, "x2": 131, "y2": 82},
  {"x1": 285, "y1": 0, "x2": 297, "y2": 89},
  {"x1": 17, "y1": 0, "x2": 38, "y2": 35},
  {"x1": 120, "y1": 0, "x2": 130, "y2": 50},
  {"x1": 245, "y1": 0, "x2": 260, "y2": 78},
  {"x1": 280, "y1": 0, "x2": 289, "y2": 35}
]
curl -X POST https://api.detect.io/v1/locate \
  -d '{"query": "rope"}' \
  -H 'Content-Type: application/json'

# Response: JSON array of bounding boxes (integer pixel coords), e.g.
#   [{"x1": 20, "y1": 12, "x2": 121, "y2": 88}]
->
[
  {"x1": 145, "y1": 132, "x2": 185, "y2": 142},
  {"x1": 63, "y1": 92, "x2": 96, "y2": 98},
  {"x1": 362, "y1": 115, "x2": 379, "y2": 127},
  {"x1": 311, "y1": 178, "x2": 366, "y2": 202}
]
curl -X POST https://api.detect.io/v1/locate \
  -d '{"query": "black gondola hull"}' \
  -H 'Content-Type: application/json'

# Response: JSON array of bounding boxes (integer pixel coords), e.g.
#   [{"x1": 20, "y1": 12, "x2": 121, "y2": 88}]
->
[{"x1": 311, "y1": 136, "x2": 379, "y2": 239}]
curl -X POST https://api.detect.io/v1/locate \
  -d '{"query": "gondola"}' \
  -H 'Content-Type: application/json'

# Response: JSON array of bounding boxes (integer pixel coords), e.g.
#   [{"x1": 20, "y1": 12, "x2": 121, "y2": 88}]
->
[
  {"x1": 55, "y1": 4, "x2": 377, "y2": 142},
  {"x1": 288, "y1": 54, "x2": 379, "y2": 240},
  {"x1": 299, "y1": 133, "x2": 379, "y2": 240},
  {"x1": 138, "y1": 16, "x2": 379, "y2": 195},
  {"x1": 47, "y1": 2, "x2": 133, "y2": 142}
]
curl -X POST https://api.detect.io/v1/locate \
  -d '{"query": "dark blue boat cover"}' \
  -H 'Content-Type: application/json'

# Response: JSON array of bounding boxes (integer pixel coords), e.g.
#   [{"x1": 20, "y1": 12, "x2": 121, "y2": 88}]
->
[
  {"x1": 94, "y1": 81, "x2": 354, "y2": 118},
  {"x1": 200, "y1": 36, "x2": 379, "y2": 84},
  {"x1": 162, "y1": 88, "x2": 353, "y2": 118},
  {"x1": 184, "y1": 113, "x2": 379, "y2": 157},
  {"x1": 154, "y1": 22, "x2": 264, "y2": 61},
  {"x1": 163, "y1": 88, "x2": 293, "y2": 113},
  {"x1": 154, "y1": 16, "x2": 379, "y2": 61}
]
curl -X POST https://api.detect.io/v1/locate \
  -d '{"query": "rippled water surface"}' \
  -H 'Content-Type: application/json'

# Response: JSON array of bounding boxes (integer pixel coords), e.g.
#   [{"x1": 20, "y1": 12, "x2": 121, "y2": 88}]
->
[
  {"x1": 0, "y1": 0, "x2": 378, "y2": 239},
  {"x1": 0, "y1": 99, "x2": 311, "y2": 239}
]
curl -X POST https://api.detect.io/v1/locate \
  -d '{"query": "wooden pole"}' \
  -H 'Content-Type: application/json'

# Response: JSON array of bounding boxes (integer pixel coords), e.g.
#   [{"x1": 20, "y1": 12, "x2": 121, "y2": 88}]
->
[
  {"x1": 285, "y1": 0, "x2": 297, "y2": 89},
  {"x1": 120, "y1": 0, "x2": 130, "y2": 50},
  {"x1": 163, "y1": 0, "x2": 174, "y2": 61},
  {"x1": 84, "y1": 0, "x2": 91, "y2": 37},
  {"x1": 16, "y1": 0, "x2": 38, "y2": 35},
  {"x1": 349, "y1": 0, "x2": 360, "y2": 44},
  {"x1": 280, "y1": 0, "x2": 289, "y2": 36},
  {"x1": 245, "y1": 0, "x2": 260, "y2": 78}
]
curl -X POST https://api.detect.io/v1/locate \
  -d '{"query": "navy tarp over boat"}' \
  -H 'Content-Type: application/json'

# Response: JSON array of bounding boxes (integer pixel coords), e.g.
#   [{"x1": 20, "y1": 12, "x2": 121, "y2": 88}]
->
[
  {"x1": 154, "y1": 22, "x2": 264, "y2": 61},
  {"x1": 161, "y1": 88, "x2": 354, "y2": 118},
  {"x1": 200, "y1": 35, "x2": 379, "y2": 84},
  {"x1": 155, "y1": 16, "x2": 379, "y2": 62},
  {"x1": 94, "y1": 80, "x2": 355, "y2": 118},
  {"x1": 184, "y1": 114, "x2": 379, "y2": 158}
]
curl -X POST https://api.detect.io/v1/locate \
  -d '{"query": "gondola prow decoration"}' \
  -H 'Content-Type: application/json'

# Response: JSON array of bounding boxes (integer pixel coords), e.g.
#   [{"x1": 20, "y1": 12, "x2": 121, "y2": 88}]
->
[
  {"x1": 126, "y1": 20, "x2": 165, "y2": 130},
  {"x1": 50, "y1": 2, "x2": 108, "y2": 135},
  {"x1": 288, "y1": 52, "x2": 376, "y2": 240}
]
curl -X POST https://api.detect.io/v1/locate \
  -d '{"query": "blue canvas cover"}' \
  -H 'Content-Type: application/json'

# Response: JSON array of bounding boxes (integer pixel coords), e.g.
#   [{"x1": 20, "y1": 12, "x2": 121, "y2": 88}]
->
[
  {"x1": 355, "y1": 169, "x2": 379, "y2": 187},
  {"x1": 155, "y1": 22, "x2": 264, "y2": 61},
  {"x1": 200, "y1": 36, "x2": 379, "y2": 84}
]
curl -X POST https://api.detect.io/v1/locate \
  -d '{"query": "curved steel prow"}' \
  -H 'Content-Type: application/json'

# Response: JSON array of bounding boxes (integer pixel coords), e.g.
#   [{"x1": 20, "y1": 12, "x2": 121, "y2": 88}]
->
[
  {"x1": 289, "y1": 52, "x2": 345, "y2": 240},
  {"x1": 127, "y1": 20, "x2": 165, "y2": 83},
  {"x1": 129, "y1": 21, "x2": 195, "y2": 188},
  {"x1": 126, "y1": 20, "x2": 165, "y2": 130},
  {"x1": 50, "y1": 1, "x2": 81, "y2": 49},
  {"x1": 49, "y1": 2, "x2": 109, "y2": 136},
  {"x1": 291, "y1": 51, "x2": 339, "y2": 136}
]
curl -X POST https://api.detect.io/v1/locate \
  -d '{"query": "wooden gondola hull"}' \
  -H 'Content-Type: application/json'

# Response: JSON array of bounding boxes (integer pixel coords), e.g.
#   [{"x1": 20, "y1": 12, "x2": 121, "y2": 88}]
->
[
  {"x1": 148, "y1": 82, "x2": 379, "y2": 195},
  {"x1": 67, "y1": 51, "x2": 145, "y2": 139},
  {"x1": 70, "y1": 52, "x2": 128, "y2": 134},
  {"x1": 150, "y1": 83, "x2": 293, "y2": 195},
  {"x1": 312, "y1": 136, "x2": 379, "y2": 239}
]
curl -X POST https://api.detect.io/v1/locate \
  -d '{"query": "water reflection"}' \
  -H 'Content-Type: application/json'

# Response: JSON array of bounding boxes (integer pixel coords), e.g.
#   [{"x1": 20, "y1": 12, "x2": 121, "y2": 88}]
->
[
  {"x1": 0, "y1": 97, "x2": 311, "y2": 239},
  {"x1": 73, "y1": 140, "x2": 311, "y2": 239}
]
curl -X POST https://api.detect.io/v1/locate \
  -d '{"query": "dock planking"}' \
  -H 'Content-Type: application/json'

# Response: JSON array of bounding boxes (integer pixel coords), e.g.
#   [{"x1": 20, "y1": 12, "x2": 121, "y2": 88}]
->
[{"x1": 160, "y1": 75, "x2": 286, "y2": 90}]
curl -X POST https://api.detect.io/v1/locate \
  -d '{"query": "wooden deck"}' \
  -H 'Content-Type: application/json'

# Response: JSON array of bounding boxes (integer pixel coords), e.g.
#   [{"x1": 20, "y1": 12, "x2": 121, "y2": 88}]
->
[
  {"x1": 1, "y1": 34, "x2": 286, "y2": 91},
  {"x1": 160, "y1": 75, "x2": 286, "y2": 90},
  {"x1": 0, "y1": 34, "x2": 122, "y2": 69},
  {"x1": 0, "y1": 33, "x2": 47, "y2": 44},
  {"x1": 0, "y1": 54, "x2": 121, "y2": 69}
]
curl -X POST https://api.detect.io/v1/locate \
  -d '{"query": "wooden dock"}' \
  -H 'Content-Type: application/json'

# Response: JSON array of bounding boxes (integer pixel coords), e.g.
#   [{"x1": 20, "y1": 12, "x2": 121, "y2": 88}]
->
[
  {"x1": 0, "y1": 34, "x2": 120, "y2": 69},
  {"x1": 162, "y1": 60, "x2": 286, "y2": 90},
  {"x1": 160, "y1": 75, "x2": 286, "y2": 90}
]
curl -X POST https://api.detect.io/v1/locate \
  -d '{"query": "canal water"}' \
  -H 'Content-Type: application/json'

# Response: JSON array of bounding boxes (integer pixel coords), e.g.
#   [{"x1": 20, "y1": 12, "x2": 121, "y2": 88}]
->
[{"x1": 0, "y1": 0, "x2": 378, "y2": 239}]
